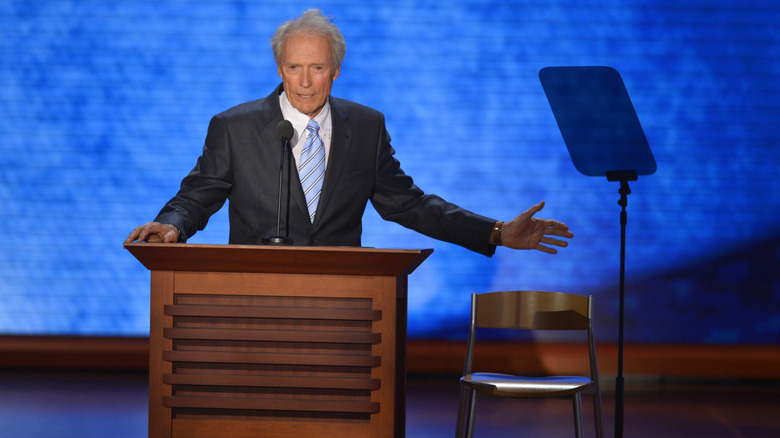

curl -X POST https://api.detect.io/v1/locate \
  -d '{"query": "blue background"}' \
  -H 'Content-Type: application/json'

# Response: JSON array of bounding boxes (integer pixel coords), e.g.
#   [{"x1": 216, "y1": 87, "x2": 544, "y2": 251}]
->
[{"x1": 1, "y1": 0, "x2": 779, "y2": 344}]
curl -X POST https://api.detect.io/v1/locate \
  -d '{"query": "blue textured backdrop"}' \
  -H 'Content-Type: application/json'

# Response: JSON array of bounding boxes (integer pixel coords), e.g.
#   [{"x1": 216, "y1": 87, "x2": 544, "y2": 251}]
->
[{"x1": 1, "y1": 0, "x2": 779, "y2": 343}]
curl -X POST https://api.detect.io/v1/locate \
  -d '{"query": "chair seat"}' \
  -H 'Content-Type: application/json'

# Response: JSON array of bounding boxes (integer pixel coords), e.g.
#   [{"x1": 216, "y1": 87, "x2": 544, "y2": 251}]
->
[{"x1": 462, "y1": 372, "x2": 593, "y2": 398}]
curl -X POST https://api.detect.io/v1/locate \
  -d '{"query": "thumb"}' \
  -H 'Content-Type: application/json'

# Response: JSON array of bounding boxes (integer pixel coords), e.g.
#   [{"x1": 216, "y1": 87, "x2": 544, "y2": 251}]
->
[{"x1": 523, "y1": 200, "x2": 545, "y2": 218}]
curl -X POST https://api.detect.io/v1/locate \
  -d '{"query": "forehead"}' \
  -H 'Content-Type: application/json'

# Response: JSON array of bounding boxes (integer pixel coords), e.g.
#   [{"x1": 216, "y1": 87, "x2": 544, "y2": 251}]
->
[{"x1": 281, "y1": 31, "x2": 333, "y2": 64}]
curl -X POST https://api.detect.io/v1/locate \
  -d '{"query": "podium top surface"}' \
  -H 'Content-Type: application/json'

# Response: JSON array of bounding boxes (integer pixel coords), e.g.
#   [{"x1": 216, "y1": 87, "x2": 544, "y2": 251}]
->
[{"x1": 125, "y1": 243, "x2": 433, "y2": 277}]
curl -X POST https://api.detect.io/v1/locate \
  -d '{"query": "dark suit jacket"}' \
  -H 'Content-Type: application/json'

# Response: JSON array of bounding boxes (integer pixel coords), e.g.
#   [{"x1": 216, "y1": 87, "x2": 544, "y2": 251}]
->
[{"x1": 155, "y1": 85, "x2": 497, "y2": 256}]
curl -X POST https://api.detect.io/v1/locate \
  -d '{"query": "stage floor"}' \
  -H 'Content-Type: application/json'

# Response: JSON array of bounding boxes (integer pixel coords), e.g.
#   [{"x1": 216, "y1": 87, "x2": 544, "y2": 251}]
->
[{"x1": 1, "y1": 371, "x2": 779, "y2": 437}]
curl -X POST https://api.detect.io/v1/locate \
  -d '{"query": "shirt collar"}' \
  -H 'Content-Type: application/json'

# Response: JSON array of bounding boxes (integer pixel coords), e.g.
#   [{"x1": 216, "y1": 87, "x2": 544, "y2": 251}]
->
[{"x1": 279, "y1": 91, "x2": 331, "y2": 146}]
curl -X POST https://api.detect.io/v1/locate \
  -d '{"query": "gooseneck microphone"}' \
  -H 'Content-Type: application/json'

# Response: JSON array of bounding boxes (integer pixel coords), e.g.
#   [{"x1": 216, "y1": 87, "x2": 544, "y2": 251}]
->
[{"x1": 262, "y1": 120, "x2": 295, "y2": 245}]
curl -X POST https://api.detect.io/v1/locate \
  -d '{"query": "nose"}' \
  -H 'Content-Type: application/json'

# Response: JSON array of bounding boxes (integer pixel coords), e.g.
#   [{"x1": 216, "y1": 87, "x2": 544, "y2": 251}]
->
[{"x1": 301, "y1": 68, "x2": 312, "y2": 87}]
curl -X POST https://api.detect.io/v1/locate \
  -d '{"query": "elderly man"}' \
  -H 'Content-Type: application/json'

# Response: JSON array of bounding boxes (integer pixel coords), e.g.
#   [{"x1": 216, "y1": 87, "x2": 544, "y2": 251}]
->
[{"x1": 126, "y1": 9, "x2": 572, "y2": 256}]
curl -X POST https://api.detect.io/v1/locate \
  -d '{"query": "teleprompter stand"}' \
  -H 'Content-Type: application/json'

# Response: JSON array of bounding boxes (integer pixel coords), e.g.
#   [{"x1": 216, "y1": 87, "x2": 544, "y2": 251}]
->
[{"x1": 540, "y1": 66, "x2": 657, "y2": 438}]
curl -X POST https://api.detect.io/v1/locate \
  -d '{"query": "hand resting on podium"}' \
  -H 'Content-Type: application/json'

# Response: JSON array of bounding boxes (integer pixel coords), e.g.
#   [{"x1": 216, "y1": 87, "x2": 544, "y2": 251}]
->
[{"x1": 125, "y1": 222, "x2": 180, "y2": 244}]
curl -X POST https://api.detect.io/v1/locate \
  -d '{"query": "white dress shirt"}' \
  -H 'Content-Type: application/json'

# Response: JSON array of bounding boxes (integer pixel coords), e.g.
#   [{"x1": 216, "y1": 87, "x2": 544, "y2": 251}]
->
[{"x1": 279, "y1": 91, "x2": 332, "y2": 173}]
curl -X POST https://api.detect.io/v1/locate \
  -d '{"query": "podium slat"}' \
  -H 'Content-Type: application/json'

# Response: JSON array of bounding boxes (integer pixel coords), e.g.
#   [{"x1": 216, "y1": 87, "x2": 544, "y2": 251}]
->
[
  {"x1": 164, "y1": 304, "x2": 381, "y2": 321},
  {"x1": 171, "y1": 419, "x2": 372, "y2": 438},
  {"x1": 163, "y1": 327, "x2": 381, "y2": 344},
  {"x1": 163, "y1": 373, "x2": 381, "y2": 390},
  {"x1": 163, "y1": 396, "x2": 381, "y2": 414},
  {"x1": 163, "y1": 350, "x2": 381, "y2": 367}
]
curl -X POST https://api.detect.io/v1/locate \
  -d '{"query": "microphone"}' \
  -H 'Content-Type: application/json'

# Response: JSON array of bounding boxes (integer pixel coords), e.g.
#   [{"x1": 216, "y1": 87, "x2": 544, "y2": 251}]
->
[
  {"x1": 262, "y1": 120, "x2": 295, "y2": 245},
  {"x1": 277, "y1": 119, "x2": 294, "y2": 142}
]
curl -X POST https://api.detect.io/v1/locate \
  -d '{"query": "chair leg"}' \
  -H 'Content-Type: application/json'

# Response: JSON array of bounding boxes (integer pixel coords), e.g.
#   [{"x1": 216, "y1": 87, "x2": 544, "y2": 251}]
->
[
  {"x1": 572, "y1": 392, "x2": 584, "y2": 438},
  {"x1": 455, "y1": 385, "x2": 469, "y2": 438},
  {"x1": 592, "y1": 390, "x2": 604, "y2": 438},
  {"x1": 466, "y1": 389, "x2": 478, "y2": 438}
]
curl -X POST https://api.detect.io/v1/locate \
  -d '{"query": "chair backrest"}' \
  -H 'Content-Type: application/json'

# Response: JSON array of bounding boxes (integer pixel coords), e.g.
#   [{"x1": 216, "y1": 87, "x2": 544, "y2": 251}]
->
[
  {"x1": 475, "y1": 290, "x2": 590, "y2": 331},
  {"x1": 463, "y1": 290, "x2": 596, "y2": 376}
]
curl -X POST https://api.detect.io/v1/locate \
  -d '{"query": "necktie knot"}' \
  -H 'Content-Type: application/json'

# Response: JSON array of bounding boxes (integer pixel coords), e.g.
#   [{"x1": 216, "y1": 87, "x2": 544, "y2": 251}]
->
[{"x1": 306, "y1": 119, "x2": 320, "y2": 135}]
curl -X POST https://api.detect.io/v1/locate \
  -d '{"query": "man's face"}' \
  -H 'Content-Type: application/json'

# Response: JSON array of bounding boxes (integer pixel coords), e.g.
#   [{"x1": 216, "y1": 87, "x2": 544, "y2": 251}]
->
[{"x1": 278, "y1": 31, "x2": 340, "y2": 118}]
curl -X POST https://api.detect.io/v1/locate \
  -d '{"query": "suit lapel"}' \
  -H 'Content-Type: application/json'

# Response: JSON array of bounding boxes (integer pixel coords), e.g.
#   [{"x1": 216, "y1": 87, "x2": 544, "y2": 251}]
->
[
  {"x1": 256, "y1": 85, "x2": 311, "y2": 230},
  {"x1": 311, "y1": 98, "x2": 352, "y2": 230},
  {"x1": 259, "y1": 115, "x2": 284, "y2": 168},
  {"x1": 257, "y1": 85, "x2": 286, "y2": 168}
]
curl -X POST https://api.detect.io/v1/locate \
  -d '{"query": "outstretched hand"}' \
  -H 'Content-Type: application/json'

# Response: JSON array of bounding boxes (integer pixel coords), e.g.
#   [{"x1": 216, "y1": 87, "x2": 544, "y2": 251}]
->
[
  {"x1": 500, "y1": 201, "x2": 573, "y2": 254},
  {"x1": 125, "y1": 222, "x2": 180, "y2": 244}
]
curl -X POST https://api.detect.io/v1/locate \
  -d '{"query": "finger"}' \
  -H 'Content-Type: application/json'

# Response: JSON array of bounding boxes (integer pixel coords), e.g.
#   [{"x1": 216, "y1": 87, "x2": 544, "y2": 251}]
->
[
  {"x1": 535, "y1": 244, "x2": 558, "y2": 254},
  {"x1": 545, "y1": 228, "x2": 574, "y2": 238},
  {"x1": 537, "y1": 218, "x2": 569, "y2": 230},
  {"x1": 541, "y1": 236, "x2": 569, "y2": 248},
  {"x1": 525, "y1": 201, "x2": 545, "y2": 217},
  {"x1": 125, "y1": 227, "x2": 143, "y2": 243},
  {"x1": 136, "y1": 230, "x2": 150, "y2": 242},
  {"x1": 161, "y1": 229, "x2": 177, "y2": 243},
  {"x1": 137, "y1": 225, "x2": 158, "y2": 243},
  {"x1": 515, "y1": 203, "x2": 544, "y2": 223}
]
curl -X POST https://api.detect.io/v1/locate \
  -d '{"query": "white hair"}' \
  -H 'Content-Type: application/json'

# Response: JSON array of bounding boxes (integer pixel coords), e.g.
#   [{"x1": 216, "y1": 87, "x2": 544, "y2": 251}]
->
[{"x1": 270, "y1": 9, "x2": 346, "y2": 70}]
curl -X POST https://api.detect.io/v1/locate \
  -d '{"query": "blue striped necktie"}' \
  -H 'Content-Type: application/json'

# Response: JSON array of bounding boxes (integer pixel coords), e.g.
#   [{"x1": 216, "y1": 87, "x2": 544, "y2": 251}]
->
[{"x1": 299, "y1": 119, "x2": 325, "y2": 222}]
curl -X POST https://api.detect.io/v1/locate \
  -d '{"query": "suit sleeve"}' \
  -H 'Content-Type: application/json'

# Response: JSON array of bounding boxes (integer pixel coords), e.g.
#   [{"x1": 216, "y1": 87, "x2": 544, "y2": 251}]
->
[
  {"x1": 154, "y1": 114, "x2": 234, "y2": 241},
  {"x1": 369, "y1": 117, "x2": 497, "y2": 257}
]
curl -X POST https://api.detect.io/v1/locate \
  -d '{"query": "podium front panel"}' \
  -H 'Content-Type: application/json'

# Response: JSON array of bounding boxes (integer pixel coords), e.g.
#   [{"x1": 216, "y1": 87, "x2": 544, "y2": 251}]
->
[
  {"x1": 130, "y1": 244, "x2": 430, "y2": 438},
  {"x1": 150, "y1": 272, "x2": 395, "y2": 437}
]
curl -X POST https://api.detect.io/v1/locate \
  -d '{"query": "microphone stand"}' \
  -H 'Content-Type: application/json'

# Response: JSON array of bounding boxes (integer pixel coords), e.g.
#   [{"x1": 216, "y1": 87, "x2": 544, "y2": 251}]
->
[{"x1": 263, "y1": 129, "x2": 294, "y2": 245}]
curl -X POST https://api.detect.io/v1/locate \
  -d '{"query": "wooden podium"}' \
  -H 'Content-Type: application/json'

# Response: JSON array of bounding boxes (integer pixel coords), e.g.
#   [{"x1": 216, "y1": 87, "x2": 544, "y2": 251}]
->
[{"x1": 125, "y1": 243, "x2": 432, "y2": 438}]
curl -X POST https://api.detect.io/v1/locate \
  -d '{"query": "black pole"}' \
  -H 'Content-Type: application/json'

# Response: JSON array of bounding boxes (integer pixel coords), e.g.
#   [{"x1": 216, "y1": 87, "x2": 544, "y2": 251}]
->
[
  {"x1": 262, "y1": 137, "x2": 294, "y2": 245},
  {"x1": 606, "y1": 170, "x2": 635, "y2": 438},
  {"x1": 274, "y1": 141, "x2": 285, "y2": 237},
  {"x1": 616, "y1": 181, "x2": 629, "y2": 438}
]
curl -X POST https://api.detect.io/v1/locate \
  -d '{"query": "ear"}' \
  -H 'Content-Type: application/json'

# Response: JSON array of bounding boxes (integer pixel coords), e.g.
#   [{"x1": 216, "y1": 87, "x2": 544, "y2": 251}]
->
[
  {"x1": 332, "y1": 65, "x2": 341, "y2": 80},
  {"x1": 277, "y1": 64, "x2": 284, "y2": 79}
]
